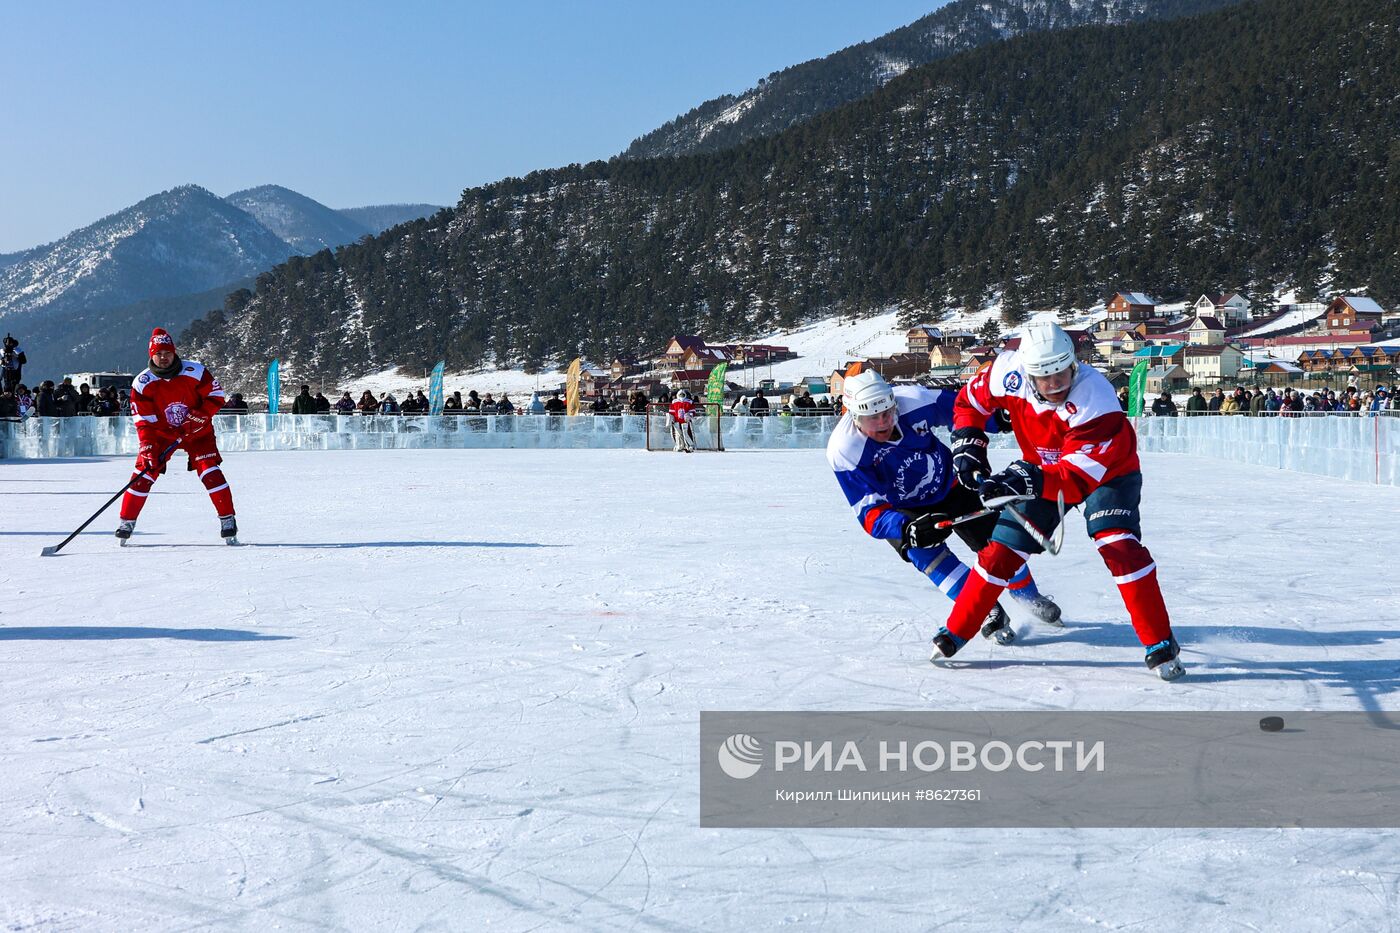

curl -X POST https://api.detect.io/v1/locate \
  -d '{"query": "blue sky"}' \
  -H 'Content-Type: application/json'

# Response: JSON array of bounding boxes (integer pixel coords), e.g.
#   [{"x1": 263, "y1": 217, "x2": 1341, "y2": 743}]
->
[{"x1": 0, "y1": 0, "x2": 946, "y2": 253}]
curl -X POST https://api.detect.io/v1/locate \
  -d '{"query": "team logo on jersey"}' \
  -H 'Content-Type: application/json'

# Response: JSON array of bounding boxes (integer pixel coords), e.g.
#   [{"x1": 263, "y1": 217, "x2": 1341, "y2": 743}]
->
[
  {"x1": 894, "y1": 457, "x2": 943, "y2": 502},
  {"x1": 1003, "y1": 372, "x2": 1023, "y2": 392},
  {"x1": 164, "y1": 401, "x2": 190, "y2": 427},
  {"x1": 1065, "y1": 401, "x2": 1078, "y2": 415}
]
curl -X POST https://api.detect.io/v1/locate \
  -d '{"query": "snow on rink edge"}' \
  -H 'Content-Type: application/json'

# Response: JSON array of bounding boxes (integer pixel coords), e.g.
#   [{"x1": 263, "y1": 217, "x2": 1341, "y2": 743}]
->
[{"x1": 3, "y1": 448, "x2": 1399, "y2": 932}]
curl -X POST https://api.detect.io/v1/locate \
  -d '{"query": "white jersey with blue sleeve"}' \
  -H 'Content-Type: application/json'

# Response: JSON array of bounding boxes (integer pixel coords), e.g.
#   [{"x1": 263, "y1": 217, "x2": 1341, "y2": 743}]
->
[{"x1": 826, "y1": 385, "x2": 960, "y2": 540}]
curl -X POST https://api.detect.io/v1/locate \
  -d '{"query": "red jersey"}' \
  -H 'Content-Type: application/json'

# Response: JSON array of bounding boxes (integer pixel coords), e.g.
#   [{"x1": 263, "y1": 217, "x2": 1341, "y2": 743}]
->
[
  {"x1": 953, "y1": 352, "x2": 1139, "y2": 505},
  {"x1": 669, "y1": 398, "x2": 697, "y2": 424},
  {"x1": 131, "y1": 360, "x2": 228, "y2": 441}
]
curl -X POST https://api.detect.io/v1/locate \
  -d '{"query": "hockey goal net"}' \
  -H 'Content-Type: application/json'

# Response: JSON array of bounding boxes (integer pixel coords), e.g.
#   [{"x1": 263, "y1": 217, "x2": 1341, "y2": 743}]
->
[{"x1": 645, "y1": 402, "x2": 724, "y2": 452}]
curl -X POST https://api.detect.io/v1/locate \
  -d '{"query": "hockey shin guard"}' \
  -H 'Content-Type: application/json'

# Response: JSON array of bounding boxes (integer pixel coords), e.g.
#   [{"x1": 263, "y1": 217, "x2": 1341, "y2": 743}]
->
[
  {"x1": 1006, "y1": 564, "x2": 1041, "y2": 602},
  {"x1": 943, "y1": 541, "x2": 1026, "y2": 642},
  {"x1": 1094, "y1": 530, "x2": 1172, "y2": 646},
  {"x1": 120, "y1": 472, "x2": 155, "y2": 521},
  {"x1": 199, "y1": 466, "x2": 235, "y2": 517},
  {"x1": 909, "y1": 544, "x2": 971, "y2": 600}
]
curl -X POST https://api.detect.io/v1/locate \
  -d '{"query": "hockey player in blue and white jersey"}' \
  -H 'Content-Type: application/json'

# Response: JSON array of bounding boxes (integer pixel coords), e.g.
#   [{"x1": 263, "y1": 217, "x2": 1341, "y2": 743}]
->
[{"x1": 827, "y1": 370, "x2": 1062, "y2": 647}]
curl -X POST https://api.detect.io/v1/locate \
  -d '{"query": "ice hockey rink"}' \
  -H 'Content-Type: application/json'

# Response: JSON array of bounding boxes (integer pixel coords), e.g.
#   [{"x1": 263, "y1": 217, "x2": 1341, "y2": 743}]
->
[{"x1": 3, "y1": 447, "x2": 1400, "y2": 930}]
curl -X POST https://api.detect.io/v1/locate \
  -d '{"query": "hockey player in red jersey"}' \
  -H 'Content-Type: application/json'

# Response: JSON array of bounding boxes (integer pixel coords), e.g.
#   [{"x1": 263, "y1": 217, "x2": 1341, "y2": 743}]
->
[
  {"x1": 115, "y1": 328, "x2": 238, "y2": 545},
  {"x1": 668, "y1": 389, "x2": 698, "y2": 452},
  {"x1": 934, "y1": 321, "x2": 1184, "y2": 680}
]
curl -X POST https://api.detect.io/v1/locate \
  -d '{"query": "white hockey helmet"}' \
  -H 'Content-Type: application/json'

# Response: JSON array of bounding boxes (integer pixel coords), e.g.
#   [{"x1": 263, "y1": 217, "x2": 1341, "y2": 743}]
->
[
  {"x1": 843, "y1": 369, "x2": 896, "y2": 417},
  {"x1": 676, "y1": 389, "x2": 690, "y2": 400},
  {"x1": 1019, "y1": 321, "x2": 1077, "y2": 377}
]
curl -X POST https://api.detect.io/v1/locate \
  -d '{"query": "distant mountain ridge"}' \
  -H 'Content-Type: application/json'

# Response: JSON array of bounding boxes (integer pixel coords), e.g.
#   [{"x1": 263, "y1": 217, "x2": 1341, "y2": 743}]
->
[
  {"x1": 2, "y1": 185, "x2": 443, "y2": 376},
  {"x1": 227, "y1": 185, "x2": 374, "y2": 255},
  {"x1": 624, "y1": 0, "x2": 1243, "y2": 159},
  {"x1": 338, "y1": 204, "x2": 447, "y2": 234}
]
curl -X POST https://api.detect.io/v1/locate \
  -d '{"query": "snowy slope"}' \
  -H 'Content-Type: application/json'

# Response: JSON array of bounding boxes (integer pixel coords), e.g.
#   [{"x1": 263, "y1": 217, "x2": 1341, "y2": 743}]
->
[
  {"x1": 225, "y1": 185, "x2": 372, "y2": 256},
  {"x1": 3, "y1": 448, "x2": 1399, "y2": 929}
]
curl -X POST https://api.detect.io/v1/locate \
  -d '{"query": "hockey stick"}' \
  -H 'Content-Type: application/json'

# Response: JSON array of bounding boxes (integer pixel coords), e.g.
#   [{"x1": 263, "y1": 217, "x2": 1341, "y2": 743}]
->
[
  {"x1": 933, "y1": 491, "x2": 1066, "y2": 556},
  {"x1": 1002, "y1": 491, "x2": 1066, "y2": 556},
  {"x1": 40, "y1": 441, "x2": 180, "y2": 557},
  {"x1": 932, "y1": 495, "x2": 1033, "y2": 530}
]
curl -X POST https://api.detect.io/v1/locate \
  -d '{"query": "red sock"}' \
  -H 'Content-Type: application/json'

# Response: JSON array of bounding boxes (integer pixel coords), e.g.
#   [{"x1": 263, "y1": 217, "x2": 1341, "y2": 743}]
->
[
  {"x1": 1094, "y1": 530, "x2": 1172, "y2": 646},
  {"x1": 944, "y1": 541, "x2": 1026, "y2": 641},
  {"x1": 120, "y1": 472, "x2": 154, "y2": 521},
  {"x1": 199, "y1": 466, "x2": 235, "y2": 516}
]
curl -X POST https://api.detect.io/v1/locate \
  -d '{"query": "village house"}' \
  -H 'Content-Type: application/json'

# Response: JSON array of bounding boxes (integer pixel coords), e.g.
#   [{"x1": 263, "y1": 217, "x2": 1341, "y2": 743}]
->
[
  {"x1": 1192, "y1": 292, "x2": 1251, "y2": 328},
  {"x1": 1182, "y1": 344, "x2": 1245, "y2": 382},
  {"x1": 1104, "y1": 291, "x2": 1157, "y2": 324},
  {"x1": 1186, "y1": 315, "x2": 1227, "y2": 346},
  {"x1": 1325, "y1": 296, "x2": 1385, "y2": 333}
]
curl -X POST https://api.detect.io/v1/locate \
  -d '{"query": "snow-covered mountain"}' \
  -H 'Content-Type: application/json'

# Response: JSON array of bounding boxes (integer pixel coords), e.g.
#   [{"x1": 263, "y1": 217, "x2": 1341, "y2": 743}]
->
[
  {"x1": 624, "y1": 0, "x2": 1243, "y2": 159},
  {"x1": 2, "y1": 185, "x2": 448, "y2": 376},
  {"x1": 225, "y1": 184, "x2": 374, "y2": 255},
  {"x1": 337, "y1": 203, "x2": 445, "y2": 235},
  {"x1": 0, "y1": 185, "x2": 295, "y2": 329}
]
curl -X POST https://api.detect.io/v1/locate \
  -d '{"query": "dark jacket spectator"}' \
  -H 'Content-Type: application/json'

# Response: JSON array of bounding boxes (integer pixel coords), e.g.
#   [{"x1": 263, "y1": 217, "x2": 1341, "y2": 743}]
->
[
  {"x1": 224, "y1": 393, "x2": 249, "y2": 414},
  {"x1": 357, "y1": 390, "x2": 379, "y2": 414},
  {"x1": 1207, "y1": 390, "x2": 1224, "y2": 413},
  {"x1": 544, "y1": 392, "x2": 567, "y2": 414},
  {"x1": 1186, "y1": 389, "x2": 1207, "y2": 416},
  {"x1": 414, "y1": 390, "x2": 430, "y2": 412},
  {"x1": 292, "y1": 385, "x2": 316, "y2": 415},
  {"x1": 1150, "y1": 393, "x2": 1178, "y2": 417},
  {"x1": 792, "y1": 390, "x2": 817, "y2": 415},
  {"x1": 1, "y1": 335, "x2": 26, "y2": 394},
  {"x1": 590, "y1": 396, "x2": 610, "y2": 414},
  {"x1": 92, "y1": 387, "x2": 120, "y2": 416},
  {"x1": 1117, "y1": 387, "x2": 1130, "y2": 411},
  {"x1": 314, "y1": 392, "x2": 330, "y2": 413},
  {"x1": 335, "y1": 392, "x2": 356, "y2": 414},
  {"x1": 54, "y1": 378, "x2": 79, "y2": 417},
  {"x1": 465, "y1": 390, "x2": 481, "y2": 412},
  {"x1": 444, "y1": 391, "x2": 463, "y2": 411},
  {"x1": 0, "y1": 391, "x2": 17, "y2": 418},
  {"x1": 36, "y1": 381, "x2": 58, "y2": 417},
  {"x1": 749, "y1": 389, "x2": 770, "y2": 417},
  {"x1": 479, "y1": 393, "x2": 497, "y2": 414},
  {"x1": 400, "y1": 393, "x2": 421, "y2": 414},
  {"x1": 1250, "y1": 391, "x2": 1267, "y2": 416},
  {"x1": 496, "y1": 393, "x2": 515, "y2": 415},
  {"x1": 74, "y1": 384, "x2": 97, "y2": 414},
  {"x1": 629, "y1": 391, "x2": 648, "y2": 414}
]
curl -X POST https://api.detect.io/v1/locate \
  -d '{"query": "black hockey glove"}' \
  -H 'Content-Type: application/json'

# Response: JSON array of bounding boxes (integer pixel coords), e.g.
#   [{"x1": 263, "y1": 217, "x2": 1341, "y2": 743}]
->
[
  {"x1": 950, "y1": 426, "x2": 990, "y2": 490},
  {"x1": 899, "y1": 513, "x2": 953, "y2": 558},
  {"x1": 978, "y1": 460, "x2": 1043, "y2": 507}
]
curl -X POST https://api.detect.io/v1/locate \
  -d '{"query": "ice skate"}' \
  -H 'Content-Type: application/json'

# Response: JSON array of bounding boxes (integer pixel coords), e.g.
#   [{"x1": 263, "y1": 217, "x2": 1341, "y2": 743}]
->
[
  {"x1": 929, "y1": 627, "x2": 966, "y2": 662},
  {"x1": 979, "y1": 603, "x2": 1016, "y2": 645},
  {"x1": 1145, "y1": 636, "x2": 1184, "y2": 681},
  {"x1": 1018, "y1": 593, "x2": 1063, "y2": 627},
  {"x1": 115, "y1": 519, "x2": 135, "y2": 546},
  {"x1": 220, "y1": 514, "x2": 239, "y2": 546}
]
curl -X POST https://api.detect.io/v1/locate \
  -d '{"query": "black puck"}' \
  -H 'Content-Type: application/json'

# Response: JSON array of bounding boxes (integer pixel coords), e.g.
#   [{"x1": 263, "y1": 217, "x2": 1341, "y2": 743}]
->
[{"x1": 1259, "y1": 716, "x2": 1285, "y2": 732}]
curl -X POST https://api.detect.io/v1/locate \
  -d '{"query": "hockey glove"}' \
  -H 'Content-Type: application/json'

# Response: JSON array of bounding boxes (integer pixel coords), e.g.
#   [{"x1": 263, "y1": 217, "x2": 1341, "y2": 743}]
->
[
  {"x1": 182, "y1": 409, "x2": 211, "y2": 438},
  {"x1": 899, "y1": 513, "x2": 953, "y2": 557},
  {"x1": 135, "y1": 442, "x2": 166, "y2": 477},
  {"x1": 950, "y1": 426, "x2": 991, "y2": 490},
  {"x1": 978, "y1": 460, "x2": 1042, "y2": 507}
]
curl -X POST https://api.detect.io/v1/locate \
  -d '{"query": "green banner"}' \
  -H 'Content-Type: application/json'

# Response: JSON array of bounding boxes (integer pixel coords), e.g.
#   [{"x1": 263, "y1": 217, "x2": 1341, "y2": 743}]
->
[
  {"x1": 1128, "y1": 360, "x2": 1149, "y2": 417},
  {"x1": 706, "y1": 363, "x2": 729, "y2": 406}
]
